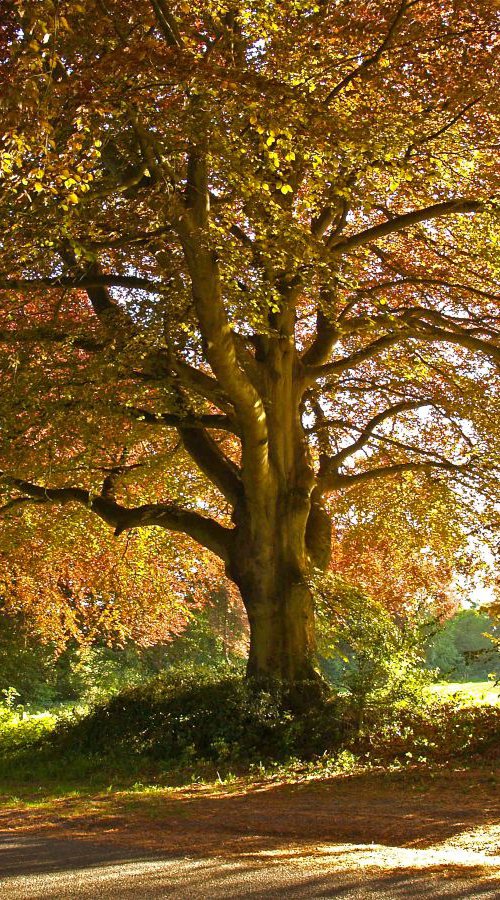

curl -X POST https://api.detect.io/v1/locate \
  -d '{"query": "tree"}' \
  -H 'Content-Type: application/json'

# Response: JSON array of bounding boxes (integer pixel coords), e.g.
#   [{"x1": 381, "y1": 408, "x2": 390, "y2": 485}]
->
[
  {"x1": 426, "y1": 608, "x2": 500, "y2": 680},
  {"x1": 0, "y1": 0, "x2": 499, "y2": 691}
]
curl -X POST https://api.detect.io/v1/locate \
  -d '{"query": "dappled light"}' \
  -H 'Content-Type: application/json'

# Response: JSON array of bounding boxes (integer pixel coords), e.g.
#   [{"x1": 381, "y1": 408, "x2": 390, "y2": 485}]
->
[{"x1": 0, "y1": 0, "x2": 499, "y2": 894}]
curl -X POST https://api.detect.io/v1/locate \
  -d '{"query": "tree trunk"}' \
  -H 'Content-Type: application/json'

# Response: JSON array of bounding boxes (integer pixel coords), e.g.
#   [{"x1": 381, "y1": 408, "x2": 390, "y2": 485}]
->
[
  {"x1": 228, "y1": 495, "x2": 331, "y2": 703},
  {"x1": 224, "y1": 307, "x2": 331, "y2": 701},
  {"x1": 244, "y1": 574, "x2": 317, "y2": 683}
]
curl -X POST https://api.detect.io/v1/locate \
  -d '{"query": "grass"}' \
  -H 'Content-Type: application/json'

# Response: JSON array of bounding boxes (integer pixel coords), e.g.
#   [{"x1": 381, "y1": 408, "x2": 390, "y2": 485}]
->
[
  {"x1": 0, "y1": 676, "x2": 499, "y2": 809},
  {"x1": 428, "y1": 680, "x2": 500, "y2": 705}
]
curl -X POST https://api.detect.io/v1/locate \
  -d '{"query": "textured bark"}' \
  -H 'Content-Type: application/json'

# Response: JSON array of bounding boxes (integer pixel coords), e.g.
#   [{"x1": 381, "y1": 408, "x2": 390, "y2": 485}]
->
[{"x1": 243, "y1": 575, "x2": 318, "y2": 682}]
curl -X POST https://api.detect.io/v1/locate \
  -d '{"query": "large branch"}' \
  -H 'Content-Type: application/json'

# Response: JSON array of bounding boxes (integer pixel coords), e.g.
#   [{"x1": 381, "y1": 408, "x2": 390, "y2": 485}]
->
[
  {"x1": 177, "y1": 426, "x2": 242, "y2": 506},
  {"x1": 59, "y1": 253, "x2": 138, "y2": 338},
  {"x1": 319, "y1": 459, "x2": 468, "y2": 493},
  {"x1": 0, "y1": 326, "x2": 103, "y2": 353},
  {"x1": 301, "y1": 304, "x2": 339, "y2": 367},
  {"x1": 123, "y1": 406, "x2": 238, "y2": 433},
  {"x1": 329, "y1": 199, "x2": 484, "y2": 257},
  {"x1": 306, "y1": 332, "x2": 408, "y2": 380},
  {"x1": 307, "y1": 318, "x2": 500, "y2": 381},
  {"x1": 0, "y1": 473, "x2": 233, "y2": 563},
  {"x1": 344, "y1": 277, "x2": 500, "y2": 308},
  {"x1": 0, "y1": 274, "x2": 165, "y2": 293},
  {"x1": 406, "y1": 322, "x2": 500, "y2": 367},
  {"x1": 173, "y1": 153, "x2": 270, "y2": 498},
  {"x1": 149, "y1": 0, "x2": 183, "y2": 47},
  {"x1": 326, "y1": 400, "x2": 431, "y2": 468}
]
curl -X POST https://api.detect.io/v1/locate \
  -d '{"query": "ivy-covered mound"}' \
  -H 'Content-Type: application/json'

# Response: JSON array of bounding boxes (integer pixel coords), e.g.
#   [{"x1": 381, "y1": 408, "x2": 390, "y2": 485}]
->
[
  {"x1": 50, "y1": 670, "x2": 347, "y2": 764},
  {"x1": 45, "y1": 668, "x2": 500, "y2": 768}
]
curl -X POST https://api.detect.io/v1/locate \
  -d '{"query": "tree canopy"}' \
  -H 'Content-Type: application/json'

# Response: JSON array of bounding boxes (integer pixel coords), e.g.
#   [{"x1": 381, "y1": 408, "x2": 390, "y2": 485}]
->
[{"x1": 0, "y1": 0, "x2": 498, "y2": 682}]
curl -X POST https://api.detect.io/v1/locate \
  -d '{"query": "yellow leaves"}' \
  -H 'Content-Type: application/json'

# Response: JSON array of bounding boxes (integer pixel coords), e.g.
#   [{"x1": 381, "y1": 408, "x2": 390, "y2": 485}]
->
[
  {"x1": 67, "y1": 193, "x2": 79, "y2": 205},
  {"x1": 33, "y1": 182, "x2": 43, "y2": 193}
]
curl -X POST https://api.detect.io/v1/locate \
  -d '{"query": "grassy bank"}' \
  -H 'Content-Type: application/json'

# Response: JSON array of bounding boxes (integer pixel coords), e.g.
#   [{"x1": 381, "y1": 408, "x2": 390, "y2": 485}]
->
[{"x1": 1, "y1": 675, "x2": 498, "y2": 807}]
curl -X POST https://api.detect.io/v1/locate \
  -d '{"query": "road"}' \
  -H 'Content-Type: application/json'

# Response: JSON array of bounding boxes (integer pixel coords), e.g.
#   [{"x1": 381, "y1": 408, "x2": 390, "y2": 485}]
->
[
  {"x1": 1, "y1": 767, "x2": 499, "y2": 897},
  {"x1": 2, "y1": 830, "x2": 500, "y2": 898}
]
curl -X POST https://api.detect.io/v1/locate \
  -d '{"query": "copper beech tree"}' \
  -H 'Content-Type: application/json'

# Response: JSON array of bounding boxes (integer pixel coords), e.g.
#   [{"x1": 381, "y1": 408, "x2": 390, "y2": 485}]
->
[{"x1": 0, "y1": 0, "x2": 499, "y2": 687}]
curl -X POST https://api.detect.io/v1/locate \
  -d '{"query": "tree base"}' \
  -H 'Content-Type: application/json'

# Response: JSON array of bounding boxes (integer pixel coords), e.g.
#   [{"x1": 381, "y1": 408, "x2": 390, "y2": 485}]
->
[{"x1": 245, "y1": 667, "x2": 330, "y2": 713}]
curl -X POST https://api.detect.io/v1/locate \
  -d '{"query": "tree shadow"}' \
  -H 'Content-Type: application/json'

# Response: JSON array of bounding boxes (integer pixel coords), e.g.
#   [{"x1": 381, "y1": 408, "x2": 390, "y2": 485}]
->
[
  {"x1": 1, "y1": 840, "x2": 499, "y2": 898},
  {"x1": 0, "y1": 765, "x2": 498, "y2": 891}
]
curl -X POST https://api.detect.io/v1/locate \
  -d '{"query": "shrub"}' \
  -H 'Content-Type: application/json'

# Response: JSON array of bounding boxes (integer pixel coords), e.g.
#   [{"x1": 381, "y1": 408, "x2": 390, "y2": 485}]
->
[
  {"x1": 313, "y1": 574, "x2": 432, "y2": 729},
  {"x1": 49, "y1": 667, "x2": 347, "y2": 764},
  {"x1": 359, "y1": 697, "x2": 500, "y2": 763}
]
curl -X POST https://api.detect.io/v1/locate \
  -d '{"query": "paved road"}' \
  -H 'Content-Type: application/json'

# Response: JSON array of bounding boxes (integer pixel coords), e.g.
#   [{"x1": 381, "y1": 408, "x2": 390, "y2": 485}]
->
[{"x1": 1, "y1": 833, "x2": 499, "y2": 898}]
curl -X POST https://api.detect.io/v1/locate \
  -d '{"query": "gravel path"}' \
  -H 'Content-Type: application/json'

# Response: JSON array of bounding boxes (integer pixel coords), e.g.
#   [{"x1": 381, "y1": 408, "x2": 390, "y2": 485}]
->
[
  {"x1": 1, "y1": 832, "x2": 500, "y2": 899},
  {"x1": 1, "y1": 768, "x2": 499, "y2": 897}
]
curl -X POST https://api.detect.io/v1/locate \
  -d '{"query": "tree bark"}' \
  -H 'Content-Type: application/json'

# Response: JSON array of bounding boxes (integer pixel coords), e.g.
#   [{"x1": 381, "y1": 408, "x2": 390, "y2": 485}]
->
[
  {"x1": 227, "y1": 486, "x2": 332, "y2": 695},
  {"x1": 244, "y1": 575, "x2": 317, "y2": 683}
]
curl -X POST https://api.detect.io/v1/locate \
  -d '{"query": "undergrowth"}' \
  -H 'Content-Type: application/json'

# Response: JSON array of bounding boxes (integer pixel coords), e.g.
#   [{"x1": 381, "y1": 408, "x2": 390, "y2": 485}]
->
[{"x1": 0, "y1": 668, "x2": 498, "y2": 802}]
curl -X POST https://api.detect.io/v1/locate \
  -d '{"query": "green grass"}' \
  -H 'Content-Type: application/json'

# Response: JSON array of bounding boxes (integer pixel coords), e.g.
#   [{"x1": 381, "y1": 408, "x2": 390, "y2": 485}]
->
[
  {"x1": 1, "y1": 676, "x2": 499, "y2": 808},
  {"x1": 428, "y1": 680, "x2": 500, "y2": 705}
]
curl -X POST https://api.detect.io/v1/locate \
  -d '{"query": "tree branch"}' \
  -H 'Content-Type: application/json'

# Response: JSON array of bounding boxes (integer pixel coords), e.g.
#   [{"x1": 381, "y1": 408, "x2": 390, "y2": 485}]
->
[
  {"x1": 326, "y1": 400, "x2": 431, "y2": 468},
  {"x1": 178, "y1": 426, "x2": 242, "y2": 506},
  {"x1": 329, "y1": 199, "x2": 485, "y2": 257},
  {"x1": 123, "y1": 406, "x2": 238, "y2": 433},
  {"x1": 319, "y1": 459, "x2": 468, "y2": 493},
  {"x1": 0, "y1": 472, "x2": 234, "y2": 563},
  {"x1": 324, "y1": 0, "x2": 410, "y2": 104},
  {"x1": 307, "y1": 332, "x2": 408, "y2": 380},
  {"x1": 149, "y1": 0, "x2": 183, "y2": 47},
  {"x1": 301, "y1": 304, "x2": 340, "y2": 367},
  {"x1": 0, "y1": 274, "x2": 165, "y2": 293}
]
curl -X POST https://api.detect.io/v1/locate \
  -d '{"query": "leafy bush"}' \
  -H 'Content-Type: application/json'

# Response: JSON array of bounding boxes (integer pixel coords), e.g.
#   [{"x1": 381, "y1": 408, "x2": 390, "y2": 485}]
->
[
  {"x1": 313, "y1": 574, "x2": 432, "y2": 729},
  {"x1": 0, "y1": 705, "x2": 57, "y2": 754},
  {"x1": 49, "y1": 667, "x2": 347, "y2": 764},
  {"x1": 359, "y1": 697, "x2": 500, "y2": 763}
]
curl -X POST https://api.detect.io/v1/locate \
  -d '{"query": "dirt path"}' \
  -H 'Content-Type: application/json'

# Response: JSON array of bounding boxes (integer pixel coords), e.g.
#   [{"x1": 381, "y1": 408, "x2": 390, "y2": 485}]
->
[{"x1": 1, "y1": 767, "x2": 499, "y2": 897}]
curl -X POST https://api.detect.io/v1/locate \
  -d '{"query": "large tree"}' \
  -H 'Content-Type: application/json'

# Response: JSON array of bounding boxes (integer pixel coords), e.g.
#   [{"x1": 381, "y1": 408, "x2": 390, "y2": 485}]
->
[{"x1": 0, "y1": 0, "x2": 499, "y2": 688}]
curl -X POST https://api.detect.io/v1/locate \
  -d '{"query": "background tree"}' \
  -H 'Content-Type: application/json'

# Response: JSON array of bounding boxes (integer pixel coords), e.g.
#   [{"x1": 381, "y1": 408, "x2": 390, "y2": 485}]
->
[
  {"x1": 0, "y1": 0, "x2": 499, "y2": 689},
  {"x1": 426, "y1": 608, "x2": 500, "y2": 681}
]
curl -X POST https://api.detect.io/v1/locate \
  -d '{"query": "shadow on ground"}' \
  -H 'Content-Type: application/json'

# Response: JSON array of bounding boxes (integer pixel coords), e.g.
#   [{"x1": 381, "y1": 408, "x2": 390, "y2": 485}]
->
[{"x1": 1, "y1": 766, "x2": 499, "y2": 897}]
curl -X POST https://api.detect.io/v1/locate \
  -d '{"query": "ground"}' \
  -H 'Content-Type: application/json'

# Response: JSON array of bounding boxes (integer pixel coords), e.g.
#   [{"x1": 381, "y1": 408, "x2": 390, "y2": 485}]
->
[{"x1": 1, "y1": 765, "x2": 499, "y2": 897}]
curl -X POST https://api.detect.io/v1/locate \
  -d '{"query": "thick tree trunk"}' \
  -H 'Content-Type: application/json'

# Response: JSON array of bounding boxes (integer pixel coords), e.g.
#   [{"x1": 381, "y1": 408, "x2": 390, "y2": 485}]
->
[
  {"x1": 244, "y1": 575, "x2": 317, "y2": 682},
  {"x1": 224, "y1": 306, "x2": 331, "y2": 699},
  {"x1": 228, "y1": 495, "x2": 331, "y2": 699}
]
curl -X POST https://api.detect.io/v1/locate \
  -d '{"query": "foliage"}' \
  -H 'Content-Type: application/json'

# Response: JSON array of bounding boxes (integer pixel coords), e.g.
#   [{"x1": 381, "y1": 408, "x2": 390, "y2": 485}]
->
[
  {"x1": 0, "y1": 513, "x2": 217, "y2": 649},
  {"x1": 0, "y1": 602, "x2": 62, "y2": 704},
  {"x1": 0, "y1": 705, "x2": 57, "y2": 754},
  {"x1": 0, "y1": 0, "x2": 498, "y2": 676},
  {"x1": 313, "y1": 573, "x2": 432, "y2": 727},
  {"x1": 48, "y1": 669, "x2": 346, "y2": 764},
  {"x1": 425, "y1": 609, "x2": 500, "y2": 681},
  {"x1": 0, "y1": 585, "x2": 247, "y2": 706},
  {"x1": 360, "y1": 697, "x2": 500, "y2": 764},
  {"x1": 327, "y1": 475, "x2": 475, "y2": 621}
]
